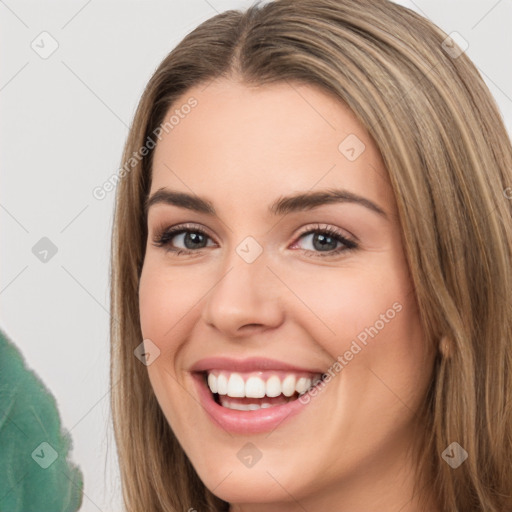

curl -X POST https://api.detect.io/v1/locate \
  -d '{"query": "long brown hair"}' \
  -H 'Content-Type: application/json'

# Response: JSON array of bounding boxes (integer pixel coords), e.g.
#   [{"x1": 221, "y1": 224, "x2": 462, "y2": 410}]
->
[{"x1": 109, "y1": 0, "x2": 512, "y2": 510}]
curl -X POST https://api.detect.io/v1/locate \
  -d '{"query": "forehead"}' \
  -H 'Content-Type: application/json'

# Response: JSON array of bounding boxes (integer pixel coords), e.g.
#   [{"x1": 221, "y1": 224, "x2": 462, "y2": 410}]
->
[{"x1": 149, "y1": 78, "x2": 395, "y2": 217}]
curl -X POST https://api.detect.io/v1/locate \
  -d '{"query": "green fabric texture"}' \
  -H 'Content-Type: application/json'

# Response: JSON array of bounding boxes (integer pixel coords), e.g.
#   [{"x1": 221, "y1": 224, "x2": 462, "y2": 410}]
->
[{"x1": 0, "y1": 327, "x2": 84, "y2": 511}]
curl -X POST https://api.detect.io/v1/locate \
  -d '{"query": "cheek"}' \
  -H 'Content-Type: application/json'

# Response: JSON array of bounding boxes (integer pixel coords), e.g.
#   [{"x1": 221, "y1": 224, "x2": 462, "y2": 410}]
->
[
  {"x1": 138, "y1": 262, "x2": 202, "y2": 427},
  {"x1": 286, "y1": 256, "x2": 429, "y2": 398},
  {"x1": 284, "y1": 263, "x2": 429, "y2": 456},
  {"x1": 285, "y1": 261, "x2": 408, "y2": 351},
  {"x1": 138, "y1": 261, "x2": 199, "y2": 356}
]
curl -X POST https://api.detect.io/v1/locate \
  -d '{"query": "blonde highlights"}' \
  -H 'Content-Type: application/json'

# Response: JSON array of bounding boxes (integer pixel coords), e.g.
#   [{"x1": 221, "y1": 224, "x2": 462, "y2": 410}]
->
[{"x1": 109, "y1": 1, "x2": 512, "y2": 510}]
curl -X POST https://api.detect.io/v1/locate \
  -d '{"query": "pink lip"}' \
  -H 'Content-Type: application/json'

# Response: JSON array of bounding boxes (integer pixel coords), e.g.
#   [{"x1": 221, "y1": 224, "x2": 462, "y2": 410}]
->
[
  {"x1": 191, "y1": 372, "x2": 315, "y2": 434},
  {"x1": 190, "y1": 356, "x2": 324, "y2": 374}
]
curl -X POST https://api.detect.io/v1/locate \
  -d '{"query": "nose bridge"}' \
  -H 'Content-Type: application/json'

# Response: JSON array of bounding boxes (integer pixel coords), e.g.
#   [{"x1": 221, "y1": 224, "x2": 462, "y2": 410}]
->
[{"x1": 201, "y1": 236, "x2": 284, "y2": 335}]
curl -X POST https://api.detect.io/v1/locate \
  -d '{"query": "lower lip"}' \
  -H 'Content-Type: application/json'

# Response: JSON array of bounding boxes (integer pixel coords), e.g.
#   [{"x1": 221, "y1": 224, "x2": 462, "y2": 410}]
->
[{"x1": 192, "y1": 373, "x2": 312, "y2": 434}]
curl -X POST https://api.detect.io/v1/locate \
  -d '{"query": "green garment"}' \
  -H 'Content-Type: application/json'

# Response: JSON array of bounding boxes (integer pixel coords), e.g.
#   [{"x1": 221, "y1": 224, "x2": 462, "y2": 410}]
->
[{"x1": 0, "y1": 327, "x2": 84, "y2": 511}]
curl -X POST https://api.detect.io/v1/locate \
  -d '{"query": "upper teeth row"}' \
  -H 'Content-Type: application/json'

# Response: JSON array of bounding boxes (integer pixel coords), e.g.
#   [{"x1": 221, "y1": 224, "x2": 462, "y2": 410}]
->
[{"x1": 207, "y1": 371, "x2": 320, "y2": 398}]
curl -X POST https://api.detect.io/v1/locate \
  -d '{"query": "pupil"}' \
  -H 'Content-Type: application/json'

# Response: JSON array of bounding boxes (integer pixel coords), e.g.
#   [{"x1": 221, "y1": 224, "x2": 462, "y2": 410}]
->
[
  {"x1": 185, "y1": 232, "x2": 206, "y2": 249},
  {"x1": 313, "y1": 233, "x2": 336, "y2": 251}
]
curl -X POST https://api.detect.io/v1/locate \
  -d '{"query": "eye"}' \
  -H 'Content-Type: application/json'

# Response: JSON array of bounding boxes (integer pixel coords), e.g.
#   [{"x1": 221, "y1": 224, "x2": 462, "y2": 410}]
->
[
  {"x1": 151, "y1": 223, "x2": 216, "y2": 255},
  {"x1": 291, "y1": 223, "x2": 358, "y2": 258},
  {"x1": 151, "y1": 222, "x2": 358, "y2": 258}
]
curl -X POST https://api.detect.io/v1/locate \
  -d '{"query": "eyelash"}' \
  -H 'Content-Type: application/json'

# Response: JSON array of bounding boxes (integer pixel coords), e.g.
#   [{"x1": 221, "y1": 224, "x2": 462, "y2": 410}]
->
[{"x1": 151, "y1": 222, "x2": 358, "y2": 258}]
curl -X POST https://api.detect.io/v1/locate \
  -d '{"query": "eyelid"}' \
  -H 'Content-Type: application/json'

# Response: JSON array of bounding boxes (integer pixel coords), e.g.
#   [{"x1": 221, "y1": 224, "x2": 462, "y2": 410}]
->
[
  {"x1": 294, "y1": 222, "x2": 358, "y2": 244},
  {"x1": 152, "y1": 221, "x2": 215, "y2": 240},
  {"x1": 151, "y1": 221, "x2": 358, "y2": 256},
  {"x1": 152, "y1": 222, "x2": 355, "y2": 242}
]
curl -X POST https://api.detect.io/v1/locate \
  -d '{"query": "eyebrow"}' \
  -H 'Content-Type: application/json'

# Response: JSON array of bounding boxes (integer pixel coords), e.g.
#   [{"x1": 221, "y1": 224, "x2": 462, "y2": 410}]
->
[{"x1": 144, "y1": 187, "x2": 388, "y2": 220}]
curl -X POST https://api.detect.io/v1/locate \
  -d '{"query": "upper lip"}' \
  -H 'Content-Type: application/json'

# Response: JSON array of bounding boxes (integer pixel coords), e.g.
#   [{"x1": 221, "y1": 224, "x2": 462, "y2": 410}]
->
[{"x1": 190, "y1": 357, "x2": 325, "y2": 374}]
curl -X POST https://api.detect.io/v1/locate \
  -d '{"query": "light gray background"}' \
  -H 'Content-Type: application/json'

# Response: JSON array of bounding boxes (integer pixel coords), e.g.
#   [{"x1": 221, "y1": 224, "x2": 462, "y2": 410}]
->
[{"x1": 1, "y1": 1, "x2": 511, "y2": 510}]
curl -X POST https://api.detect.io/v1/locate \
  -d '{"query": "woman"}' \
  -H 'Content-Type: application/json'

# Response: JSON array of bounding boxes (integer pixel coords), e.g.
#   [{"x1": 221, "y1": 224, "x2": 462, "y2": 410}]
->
[{"x1": 109, "y1": 0, "x2": 512, "y2": 510}]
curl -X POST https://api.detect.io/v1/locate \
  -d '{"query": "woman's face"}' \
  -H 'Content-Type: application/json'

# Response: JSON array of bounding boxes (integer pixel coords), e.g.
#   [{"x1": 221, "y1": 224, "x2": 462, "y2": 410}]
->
[{"x1": 139, "y1": 78, "x2": 436, "y2": 509}]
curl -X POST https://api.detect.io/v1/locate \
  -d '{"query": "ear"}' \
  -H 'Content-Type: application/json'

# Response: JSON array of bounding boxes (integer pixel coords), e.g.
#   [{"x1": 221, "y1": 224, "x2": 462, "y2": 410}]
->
[{"x1": 439, "y1": 335, "x2": 452, "y2": 359}]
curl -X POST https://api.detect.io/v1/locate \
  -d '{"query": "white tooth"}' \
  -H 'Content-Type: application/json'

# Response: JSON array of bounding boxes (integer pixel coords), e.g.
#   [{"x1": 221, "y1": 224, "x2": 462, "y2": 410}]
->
[
  {"x1": 260, "y1": 403, "x2": 273, "y2": 408},
  {"x1": 227, "y1": 373, "x2": 245, "y2": 397},
  {"x1": 226, "y1": 402, "x2": 252, "y2": 411},
  {"x1": 248, "y1": 403, "x2": 261, "y2": 410},
  {"x1": 282, "y1": 375, "x2": 296, "y2": 397},
  {"x1": 217, "y1": 373, "x2": 228, "y2": 395},
  {"x1": 234, "y1": 403, "x2": 251, "y2": 411},
  {"x1": 265, "y1": 375, "x2": 282, "y2": 397},
  {"x1": 245, "y1": 376, "x2": 266, "y2": 398},
  {"x1": 207, "y1": 373, "x2": 218, "y2": 393},
  {"x1": 295, "y1": 377, "x2": 311, "y2": 394}
]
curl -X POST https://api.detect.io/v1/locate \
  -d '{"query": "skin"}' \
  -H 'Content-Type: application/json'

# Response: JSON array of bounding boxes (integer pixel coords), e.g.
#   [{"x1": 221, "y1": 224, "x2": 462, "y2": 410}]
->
[{"x1": 138, "y1": 77, "x2": 439, "y2": 511}]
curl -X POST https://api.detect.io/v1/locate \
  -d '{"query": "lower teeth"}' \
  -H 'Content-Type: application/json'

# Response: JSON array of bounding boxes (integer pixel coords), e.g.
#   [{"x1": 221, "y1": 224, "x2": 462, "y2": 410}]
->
[
  {"x1": 221, "y1": 400, "x2": 274, "y2": 411},
  {"x1": 215, "y1": 393, "x2": 297, "y2": 411}
]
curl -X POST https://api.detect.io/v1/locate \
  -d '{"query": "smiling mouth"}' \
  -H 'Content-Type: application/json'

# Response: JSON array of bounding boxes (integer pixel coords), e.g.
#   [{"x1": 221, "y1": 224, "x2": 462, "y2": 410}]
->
[{"x1": 202, "y1": 370, "x2": 324, "y2": 411}]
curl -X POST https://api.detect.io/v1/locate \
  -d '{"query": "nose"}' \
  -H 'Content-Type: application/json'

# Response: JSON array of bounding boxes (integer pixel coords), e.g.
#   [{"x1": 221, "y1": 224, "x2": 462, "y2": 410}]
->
[{"x1": 201, "y1": 248, "x2": 285, "y2": 338}]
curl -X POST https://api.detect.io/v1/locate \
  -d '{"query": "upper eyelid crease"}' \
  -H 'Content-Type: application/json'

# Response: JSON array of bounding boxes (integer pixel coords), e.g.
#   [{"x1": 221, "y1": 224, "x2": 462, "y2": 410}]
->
[
  {"x1": 144, "y1": 187, "x2": 388, "y2": 221},
  {"x1": 153, "y1": 222, "x2": 354, "y2": 242}
]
